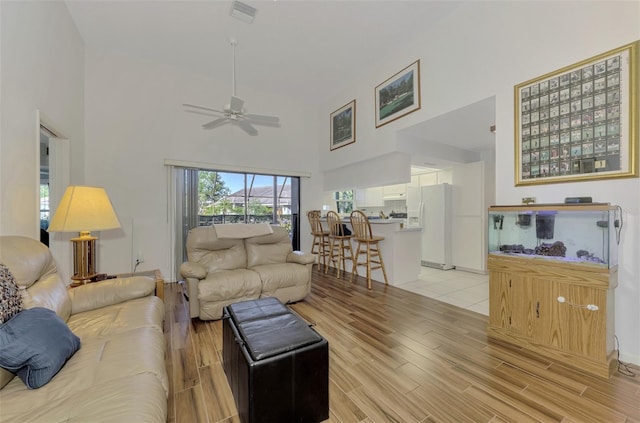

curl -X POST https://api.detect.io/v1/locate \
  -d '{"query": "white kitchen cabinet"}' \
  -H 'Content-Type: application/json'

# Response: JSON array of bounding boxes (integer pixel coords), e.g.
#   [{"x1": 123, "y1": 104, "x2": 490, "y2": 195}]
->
[
  {"x1": 382, "y1": 184, "x2": 406, "y2": 199},
  {"x1": 416, "y1": 170, "x2": 452, "y2": 186},
  {"x1": 418, "y1": 172, "x2": 438, "y2": 186},
  {"x1": 355, "y1": 187, "x2": 384, "y2": 207},
  {"x1": 437, "y1": 169, "x2": 453, "y2": 184},
  {"x1": 354, "y1": 189, "x2": 366, "y2": 207}
]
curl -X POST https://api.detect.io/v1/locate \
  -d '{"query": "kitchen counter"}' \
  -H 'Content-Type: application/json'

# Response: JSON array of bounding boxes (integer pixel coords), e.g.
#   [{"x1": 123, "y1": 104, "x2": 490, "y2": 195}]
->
[
  {"x1": 343, "y1": 217, "x2": 421, "y2": 231},
  {"x1": 364, "y1": 217, "x2": 403, "y2": 224},
  {"x1": 369, "y1": 219, "x2": 422, "y2": 233},
  {"x1": 323, "y1": 217, "x2": 422, "y2": 286}
]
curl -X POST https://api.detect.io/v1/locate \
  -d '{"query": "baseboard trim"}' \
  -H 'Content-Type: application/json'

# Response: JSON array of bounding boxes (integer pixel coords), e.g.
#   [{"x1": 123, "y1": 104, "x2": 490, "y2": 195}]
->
[{"x1": 618, "y1": 351, "x2": 640, "y2": 367}]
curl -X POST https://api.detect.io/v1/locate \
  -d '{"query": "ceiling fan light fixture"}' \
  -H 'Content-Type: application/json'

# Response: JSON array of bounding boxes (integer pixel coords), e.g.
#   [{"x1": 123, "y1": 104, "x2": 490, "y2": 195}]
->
[{"x1": 230, "y1": 1, "x2": 256, "y2": 23}]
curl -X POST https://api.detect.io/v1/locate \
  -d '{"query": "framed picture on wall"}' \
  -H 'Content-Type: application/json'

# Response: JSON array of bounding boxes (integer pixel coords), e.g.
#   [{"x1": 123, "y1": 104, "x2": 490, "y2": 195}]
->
[
  {"x1": 330, "y1": 99, "x2": 356, "y2": 151},
  {"x1": 515, "y1": 41, "x2": 639, "y2": 186},
  {"x1": 375, "y1": 60, "x2": 421, "y2": 128}
]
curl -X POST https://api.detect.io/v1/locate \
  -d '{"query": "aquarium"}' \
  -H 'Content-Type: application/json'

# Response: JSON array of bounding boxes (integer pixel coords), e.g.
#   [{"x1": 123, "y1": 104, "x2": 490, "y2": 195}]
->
[{"x1": 488, "y1": 203, "x2": 619, "y2": 269}]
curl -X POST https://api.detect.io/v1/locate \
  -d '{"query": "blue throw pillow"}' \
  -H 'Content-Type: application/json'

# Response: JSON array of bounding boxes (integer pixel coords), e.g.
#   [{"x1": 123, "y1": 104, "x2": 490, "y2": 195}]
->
[{"x1": 0, "y1": 307, "x2": 80, "y2": 389}]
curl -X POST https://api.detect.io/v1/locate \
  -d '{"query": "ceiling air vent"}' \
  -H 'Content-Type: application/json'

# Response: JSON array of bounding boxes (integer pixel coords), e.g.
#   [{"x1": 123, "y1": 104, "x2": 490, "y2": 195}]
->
[{"x1": 230, "y1": 1, "x2": 257, "y2": 23}]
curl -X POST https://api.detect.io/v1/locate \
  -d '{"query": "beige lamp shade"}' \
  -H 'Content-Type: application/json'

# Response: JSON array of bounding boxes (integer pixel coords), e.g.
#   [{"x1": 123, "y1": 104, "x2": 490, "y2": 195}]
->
[{"x1": 48, "y1": 186, "x2": 121, "y2": 235}]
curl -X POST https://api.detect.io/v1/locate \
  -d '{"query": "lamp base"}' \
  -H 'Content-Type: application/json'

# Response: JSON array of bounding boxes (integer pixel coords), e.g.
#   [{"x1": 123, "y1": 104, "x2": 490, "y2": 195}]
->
[{"x1": 70, "y1": 234, "x2": 98, "y2": 282}]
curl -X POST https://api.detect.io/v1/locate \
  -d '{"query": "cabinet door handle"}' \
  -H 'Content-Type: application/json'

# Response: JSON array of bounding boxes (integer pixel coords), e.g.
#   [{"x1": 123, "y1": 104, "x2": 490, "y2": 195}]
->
[{"x1": 536, "y1": 301, "x2": 540, "y2": 318}]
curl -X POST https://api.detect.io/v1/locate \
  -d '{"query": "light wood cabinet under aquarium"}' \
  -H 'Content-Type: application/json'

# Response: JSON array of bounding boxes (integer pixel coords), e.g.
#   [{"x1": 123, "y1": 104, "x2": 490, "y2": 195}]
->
[{"x1": 487, "y1": 204, "x2": 619, "y2": 378}]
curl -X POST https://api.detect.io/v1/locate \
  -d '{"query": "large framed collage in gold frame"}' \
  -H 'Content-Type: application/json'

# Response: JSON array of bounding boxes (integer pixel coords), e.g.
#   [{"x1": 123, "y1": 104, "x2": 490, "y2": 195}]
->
[{"x1": 514, "y1": 41, "x2": 639, "y2": 186}]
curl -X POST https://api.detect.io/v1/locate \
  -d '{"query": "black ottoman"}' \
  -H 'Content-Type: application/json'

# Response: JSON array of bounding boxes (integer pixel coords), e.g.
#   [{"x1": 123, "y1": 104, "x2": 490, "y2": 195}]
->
[{"x1": 222, "y1": 297, "x2": 329, "y2": 423}]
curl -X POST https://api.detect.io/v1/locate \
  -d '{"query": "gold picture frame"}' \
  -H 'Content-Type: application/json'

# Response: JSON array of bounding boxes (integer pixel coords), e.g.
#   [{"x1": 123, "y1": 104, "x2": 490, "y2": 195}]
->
[
  {"x1": 515, "y1": 41, "x2": 639, "y2": 185},
  {"x1": 375, "y1": 60, "x2": 421, "y2": 128},
  {"x1": 330, "y1": 100, "x2": 356, "y2": 151}
]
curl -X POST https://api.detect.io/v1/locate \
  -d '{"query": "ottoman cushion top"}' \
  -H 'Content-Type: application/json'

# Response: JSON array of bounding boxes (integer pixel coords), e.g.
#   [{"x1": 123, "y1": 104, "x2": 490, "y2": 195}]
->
[
  {"x1": 226, "y1": 297, "x2": 289, "y2": 323},
  {"x1": 226, "y1": 298, "x2": 322, "y2": 361}
]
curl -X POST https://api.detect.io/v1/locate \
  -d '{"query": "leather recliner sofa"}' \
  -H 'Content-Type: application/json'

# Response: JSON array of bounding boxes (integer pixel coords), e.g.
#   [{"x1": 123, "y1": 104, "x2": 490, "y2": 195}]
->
[
  {"x1": 179, "y1": 225, "x2": 316, "y2": 320},
  {"x1": 0, "y1": 236, "x2": 168, "y2": 422}
]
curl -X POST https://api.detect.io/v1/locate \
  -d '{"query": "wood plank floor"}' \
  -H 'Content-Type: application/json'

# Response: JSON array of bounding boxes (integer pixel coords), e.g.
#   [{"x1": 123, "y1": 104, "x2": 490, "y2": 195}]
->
[{"x1": 165, "y1": 269, "x2": 640, "y2": 423}]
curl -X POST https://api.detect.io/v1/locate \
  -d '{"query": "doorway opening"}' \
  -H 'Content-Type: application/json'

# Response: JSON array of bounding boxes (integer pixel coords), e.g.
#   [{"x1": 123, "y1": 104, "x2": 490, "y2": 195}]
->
[{"x1": 39, "y1": 125, "x2": 57, "y2": 246}]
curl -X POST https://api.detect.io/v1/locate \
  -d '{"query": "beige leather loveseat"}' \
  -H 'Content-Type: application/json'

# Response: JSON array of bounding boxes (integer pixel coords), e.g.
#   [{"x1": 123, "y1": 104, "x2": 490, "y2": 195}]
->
[
  {"x1": 180, "y1": 225, "x2": 315, "y2": 320},
  {"x1": 0, "y1": 236, "x2": 167, "y2": 422}
]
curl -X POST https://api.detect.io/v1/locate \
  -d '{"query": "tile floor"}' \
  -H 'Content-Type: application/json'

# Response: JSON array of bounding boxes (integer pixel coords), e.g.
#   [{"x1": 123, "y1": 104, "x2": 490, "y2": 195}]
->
[{"x1": 396, "y1": 266, "x2": 489, "y2": 315}]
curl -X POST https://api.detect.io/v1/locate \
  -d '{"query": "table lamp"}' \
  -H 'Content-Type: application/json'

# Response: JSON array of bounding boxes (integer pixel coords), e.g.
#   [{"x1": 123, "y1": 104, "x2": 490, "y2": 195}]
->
[{"x1": 48, "y1": 186, "x2": 121, "y2": 284}]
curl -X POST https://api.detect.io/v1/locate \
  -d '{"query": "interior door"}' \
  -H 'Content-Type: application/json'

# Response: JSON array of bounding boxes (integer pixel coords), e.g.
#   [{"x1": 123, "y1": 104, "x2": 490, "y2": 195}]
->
[
  {"x1": 38, "y1": 112, "x2": 71, "y2": 281},
  {"x1": 451, "y1": 161, "x2": 486, "y2": 272}
]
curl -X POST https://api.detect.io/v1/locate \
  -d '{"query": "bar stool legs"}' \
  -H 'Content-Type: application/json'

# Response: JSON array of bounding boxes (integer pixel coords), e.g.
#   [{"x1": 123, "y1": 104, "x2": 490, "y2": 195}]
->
[
  {"x1": 326, "y1": 236, "x2": 353, "y2": 279},
  {"x1": 352, "y1": 239, "x2": 388, "y2": 289},
  {"x1": 310, "y1": 232, "x2": 329, "y2": 271},
  {"x1": 350, "y1": 210, "x2": 389, "y2": 289},
  {"x1": 307, "y1": 210, "x2": 330, "y2": 272}
]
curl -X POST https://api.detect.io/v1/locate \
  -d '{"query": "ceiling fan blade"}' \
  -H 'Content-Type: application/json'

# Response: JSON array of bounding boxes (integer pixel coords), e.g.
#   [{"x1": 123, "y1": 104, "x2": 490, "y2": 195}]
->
[
  {"x1": 230, "y1": 96, "x2": 244, "y2": 113},
  {"x1": 247, "y1": 120, "x2": 280, "y2": 128},
  {"x1": 185, "y1": 109, "x2": 222, "y2": 118},
  {"x1": 236, "y1": 120, "x2": 258, "y2": 136},
  {"x1": 202, "y1": 117, "x2": 229, "y2": 130},
  {"x1": 246, "y1": 114, "x2": 280, "y2": 123},
  {"x1": 183, "y1": 103, "x2": 225, "y2": 114}
]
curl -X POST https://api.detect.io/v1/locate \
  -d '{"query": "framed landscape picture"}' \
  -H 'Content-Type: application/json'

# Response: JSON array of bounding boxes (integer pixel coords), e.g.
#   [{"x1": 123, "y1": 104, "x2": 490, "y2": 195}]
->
[
  {"x1": 515, "y1": 41, "x2": 639, "y2": 185},
  {"x1": 375, "y1": 60, "x2": 421, "y2": 128},
  {"x1": 330, "y1": 99, "x2": 356, "y2": 151}
]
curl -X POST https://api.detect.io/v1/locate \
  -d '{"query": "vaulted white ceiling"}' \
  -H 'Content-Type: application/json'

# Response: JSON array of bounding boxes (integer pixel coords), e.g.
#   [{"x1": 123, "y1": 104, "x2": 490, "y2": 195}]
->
[
  {"x1": 64, "y1": 0, "x2": 461, "y2": 101},
  {"x1": 64, "y1": 0, "x2": 495, "y2": 161}
]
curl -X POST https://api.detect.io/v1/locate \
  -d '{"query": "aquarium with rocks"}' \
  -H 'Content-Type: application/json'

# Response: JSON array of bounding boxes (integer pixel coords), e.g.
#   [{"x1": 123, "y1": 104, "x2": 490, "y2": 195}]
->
[{"x1": 488, "y1": 204, "x2": 619, "y2": 269}]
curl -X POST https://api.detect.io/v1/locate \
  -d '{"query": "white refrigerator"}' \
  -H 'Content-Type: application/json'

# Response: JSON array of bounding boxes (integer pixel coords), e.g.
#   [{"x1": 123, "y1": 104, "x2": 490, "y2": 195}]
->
[{"x1": 407, "y1": 184, "x2": 454, "y2": 270}]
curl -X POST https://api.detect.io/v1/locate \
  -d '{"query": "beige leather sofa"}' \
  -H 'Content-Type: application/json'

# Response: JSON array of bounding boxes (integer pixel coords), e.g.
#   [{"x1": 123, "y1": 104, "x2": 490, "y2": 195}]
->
[
  {"x1": 0, "y1": 236, "x2": 167, "y2": 422},
  {"x1": 180, "y1": 225, "x2": 315, "y2": 320}
]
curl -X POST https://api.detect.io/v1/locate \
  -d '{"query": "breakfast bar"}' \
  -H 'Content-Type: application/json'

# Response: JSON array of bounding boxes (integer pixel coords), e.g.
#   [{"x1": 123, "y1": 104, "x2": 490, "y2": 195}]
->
[
  {"x1": 323, "y1": 217, "x2": 422, "y2": 286},
  {"x1": 364, "y1": 219, "x2": 422, "y2": 286}
]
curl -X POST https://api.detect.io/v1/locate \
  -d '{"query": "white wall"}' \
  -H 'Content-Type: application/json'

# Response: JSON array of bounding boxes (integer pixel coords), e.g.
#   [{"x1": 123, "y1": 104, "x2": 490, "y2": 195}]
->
[
  {"x1": 83, "y1": 49, "x2": 322, "y2": 277},
  {"x1": 323, "y1": 152, "x2": 411, "y2": 191},
  {"x1": 0, "y1": 1, "x2": 85, "y2": 282},
  {"x1": 319, "y1": 2, "x2": 640, "y2": 364},
  {"x1": 0, "y1": 1, "x2": 85, "y2": 238}
]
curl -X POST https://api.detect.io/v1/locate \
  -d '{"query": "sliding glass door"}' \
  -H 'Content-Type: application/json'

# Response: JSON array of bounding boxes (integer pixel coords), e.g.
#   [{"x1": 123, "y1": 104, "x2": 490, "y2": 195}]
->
[{"x1": 174, "y1": 167, "x2": 300, "y2": 272}]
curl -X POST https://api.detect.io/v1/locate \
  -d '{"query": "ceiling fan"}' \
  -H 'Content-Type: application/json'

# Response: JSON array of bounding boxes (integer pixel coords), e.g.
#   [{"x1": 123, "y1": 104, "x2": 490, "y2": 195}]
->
[{"x1": 183, "y1": 38, "x2": 280, "y2": 136}]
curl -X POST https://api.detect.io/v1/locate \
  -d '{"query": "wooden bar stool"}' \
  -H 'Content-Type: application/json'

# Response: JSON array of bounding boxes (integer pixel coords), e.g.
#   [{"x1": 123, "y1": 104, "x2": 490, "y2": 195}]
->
[
  {"x1": 350, "y1": 210, "x2": 388, "y2": 289},
  {"x1": 307, "y1": 210, "x2": 330, "y2": 272},
  {"x1": 325, "y1": 211, "x2": 354, "y2": 279}
]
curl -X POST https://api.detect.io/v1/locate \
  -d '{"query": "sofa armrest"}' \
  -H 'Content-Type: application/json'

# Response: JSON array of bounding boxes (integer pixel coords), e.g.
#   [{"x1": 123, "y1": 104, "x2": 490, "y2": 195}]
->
[
  {"x1": 180, "y1": 262, "x2": 207, "y2": 280},
  {"x1": 68, "y1": 276, "x2": 156, "y2": 315},
  {"x1": 287, "y1": 251, "x2": 316, "y2": 265}
]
